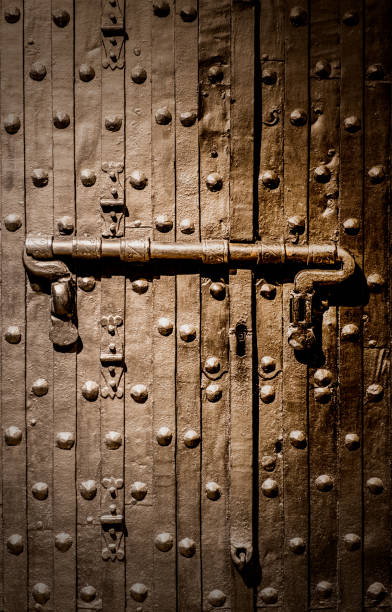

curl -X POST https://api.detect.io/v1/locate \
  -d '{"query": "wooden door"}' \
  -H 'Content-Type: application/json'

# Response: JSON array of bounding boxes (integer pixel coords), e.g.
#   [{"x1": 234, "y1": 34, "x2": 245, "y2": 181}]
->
[{"x1": 1, "y1": 1, "x2": 391, "y2": 610}]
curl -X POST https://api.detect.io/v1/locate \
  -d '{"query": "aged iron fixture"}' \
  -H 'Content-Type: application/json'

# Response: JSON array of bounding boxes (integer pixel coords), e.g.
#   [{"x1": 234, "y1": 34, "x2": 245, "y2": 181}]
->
[{"x1": 23, "y1": 235, "x2": 355, "y2": 352}]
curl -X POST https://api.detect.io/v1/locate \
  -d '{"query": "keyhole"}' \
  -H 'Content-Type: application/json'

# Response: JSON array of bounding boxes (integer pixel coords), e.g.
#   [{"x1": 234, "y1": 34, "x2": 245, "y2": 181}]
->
[{"x1": 235, "y1": 323, "x2": 247, "y2": 357}]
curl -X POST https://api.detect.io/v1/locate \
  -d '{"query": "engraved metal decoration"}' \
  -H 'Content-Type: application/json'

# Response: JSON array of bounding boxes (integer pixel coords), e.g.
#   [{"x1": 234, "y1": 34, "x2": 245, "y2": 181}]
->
[
  {"x1": 101, "y1": 0, "x2": 125, "y2": 69},
  {"x1": 100, "y1": 505, "x2": 124, "y2": 561},
  {"x1": 100, "y1": 162, "x2": 125, "y2": 237},
  {"x1": 100, "y1": 314, "x2": 124, "y2": 398}
]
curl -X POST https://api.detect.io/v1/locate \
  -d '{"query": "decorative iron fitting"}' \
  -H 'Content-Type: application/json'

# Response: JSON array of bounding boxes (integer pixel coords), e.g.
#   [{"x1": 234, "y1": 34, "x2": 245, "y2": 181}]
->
[
  {"x1": 100, "y1": 505, "x2": 125, "y2": 561},
  {"x1": 100, "y1": 162, "x2": 125, "y2": 237},
  {"x1": 101, "y1": 0, "x2": 125, "y2": 69},
  {"x1": 100, "y1": 315, "x2": 124, "y2": 399}
]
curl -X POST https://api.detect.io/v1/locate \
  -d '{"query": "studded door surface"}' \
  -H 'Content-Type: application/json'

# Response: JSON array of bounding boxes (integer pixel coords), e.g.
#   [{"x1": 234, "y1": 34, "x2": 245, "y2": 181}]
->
[{"x1": 1, "y1": 0, "x2": 391, "y2": 611}]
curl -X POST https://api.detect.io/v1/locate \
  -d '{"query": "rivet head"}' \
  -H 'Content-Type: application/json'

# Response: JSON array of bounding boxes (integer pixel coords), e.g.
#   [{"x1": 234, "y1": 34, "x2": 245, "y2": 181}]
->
[
  {"x1": 52, "y1": 9, "x2": 70, "y2": 27},
  {"x1": 78, "y1": 276, "x2": 96, "y2": 292},
  {"x1": 29, "y1": 61, "x2": 47, "y2": 81},
  {"x1": 367, "y1": 272, "x2": 384, "y2": 292},
  {"x1": 4, "y1": 425, "x2": 22, "y2": 446},
  {"x1": 32, "y1": 583, "x2": 50, "y2": 605},
  {"x1": 179, "y1": 537, "x2": 196, "y2": 557},
  {"x1": 206, "y1": 383, "x2": 222, "y2": 402},
  {"x1": 157, "y1": 317, "x2": 173, "y2": 336},
  {"x1": 314, "y1": 387, "x2": 332, "y2": 404},
  {"x1": 367, "y1": 477, "x2": 384, "y2": 495},
  {"x1": 259, "y1": 587, "x2": 278, "y2": 604},
  {"x1": 55, "y1": 431, "x2": 74, "y2": 450},
  {"x1": 288, "y1": 537, "x2": 306, "y2": 554},
  {"x1": 288, "y1": 214, "x2": 305, "y2": 234},
  {"x1": 184, "y1": 429, "x2": 200, "y2": 448},
  {"x1": 80, "y1": 168, "x2": 96, "y2": 187},
  {"x1": 261, "y1": 68, "x2": 277, "y2": 85},
  {"x1": 289, "y1": 430, "x2": 306, "y2": 449},
  {"x1": 208, "y1": 65, "x2": 224, "y2": 83},
  {"x1": 129, "y1": 169, "x2": 148, "y2": 190},
  {"x1": 261, "y1": 170, "x2": 280, "y2": 189},
  {"x1": 80, "y1": 585, "x2": 96, "y2": 602},
  {"x1": 156, "y1": 426, "x2": 173, "y2": 446},
  {"x1": 130, "y1": 583, "x2": 148, "y2": 602},
  {"x1": 155, "y1": 106, "x2": 172, "y2": 125},
  {"x1": 207, "y1": 590, "x2": 227, "y2": 607},
  {"x1": 131, "y1": 383, "x2": 148, "y2": 403},
  {"x1": 179, "y1": 323, "x2": 196, "y2": 342},
  {"x1": 79, "y1": 63, "x2": 95, "y2": 82},
  {"x1": 316, "y1": 581, "x2": 333, "y2": 599},
  {"x1": 56, "y1": 215, "x2": 74, "y2": 235},
  {"x1": 105, "y1": 431, "x2": 122, "y2": 450},
  {"x1": 105, "y1": 115, "x2": 122, "y2": 132},
  {"x1": 32, "y1": 482, "x2": 49, "y2": 500},
  {"x1": 204, "y1": 356, "x2": 220, "y2": 374},
  {"x1": 260, "y1": 355, "x2": 276, "y2": 373},
  {"x1": 343, "y1": 217, "x2": 360, "y2": 235},
  {"x1": 260, "y1": 384, "x2": 275, "y2": 404},
  {"x1": 132, "y1": 278, "x2": 149, "y2": 294},
  {"x1": 206, "y1": 172, "x2": 223, "y2": 192},
  {"x1": 343, "y1": 533, "x2": 361, "y2": 551},
  {"x1": 32, "y1": 378, "x2": 48, "y2": 397},
  {"x1": 180, "y1": 6, "x2": 197, "y2": 21},
  {"x1": 80, "y1": 479, "x2": 97, "y2": 500},
  {"x1": 315, "y1": 474, "x2": 333, "y2": 492},
  {"x1": 131, "y1": 65, "x2": 147, "y2": 84},
  {"x1": 4, "y1": 6, "x2": 20, "y2": 23},
  {"x1": 261, "y1": 455, "x2": 276, "y2": 472},
  {"x1": 31, "y1": 168, "x2": 49, "y2": 188},
  {"x1": 344, "y1": 115, "x2": 361, "y2": 133},
  {"x1": 261, "y1": 478, "x2": 278, "y2": 498},
  {"x1": 368, "y1": 165, "x2": 385, "y2": 183},
  {"x1": 206, "y1": 481, "x2": 221, "y2": 501},
  {"x1": 82, "y1": 380, "x2": 99, "y2": 402},
  {"x1": 366, "y1": 63, "x2": 384, "y2": 81},
  {"x1": 4, "y1": 213, "x2": 22, "y2": 231},
  {"x1": 155, "y1": 532, "x2": 173, "y2": 551},
  {"x1": 155, "y1": 213, "x2": 173, "y2": 232},
  {"x1": 260, "y1": 282, "x2": 276, "y2": 299},
  {"x1": 55, "y1": 532, "x2": 73, "y2": 552},
  {"x1": 345, "y1": 433, "x2": 360, "y2": 450},
  {"x1": 290, "y1": 108, "x2": 307, "y2": 126},
  {"x1": 314, "y1": 164, "x2": 331, "y2": 183},
  {"x1": 342, "y1": 10, "x2": 359, "y2": 26},
  {"x1": 7, "y1": 533, "x2": 23, "y2": 555},
  {"x1": 289, "y1": 6, "x2": 307, "y2": 26},
  {"x1": 341, "y1": 323, "x2": 359, "y2": 341},
  {"x1": 210, "y1": 281, "x2": 226, "y2": 300},
  {"x1": 314, "y1": 59, "x2": 331, "y2": 79},
  {"x1": 4, "y1": 113, "x2": 21, "y2": 134},
  {"x1": 180, "y1": 111, "x2": 197, "y2": 126},
  {"x1": 130, "y1": 481, "x2": 148, "y2": 501},
  {"x1": 314, "y1": 368, "x2": 333, "y2": 387},
  {"x1": 153, "y1": 0, "x2": 170, "y2": 17},
  {"x1": 367, "y1": 582, "x2": 387, "y2": 602},
  {"x1": 366, "y1": 383, "x2": 384, "y2": 402},
  {"x1": 4, "y1": 325, "x2": 21, "y2": 344},
  {"x1": 179, "y1": 218, "x2": 195, "y2": 234}
]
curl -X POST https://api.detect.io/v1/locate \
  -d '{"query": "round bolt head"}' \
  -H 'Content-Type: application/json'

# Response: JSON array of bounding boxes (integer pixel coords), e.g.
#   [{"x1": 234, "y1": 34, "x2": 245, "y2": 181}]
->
[
  {"x1": 367, "y1": 582, "x2": 387, "y2": 602},
  {"x1": 104, "y1": 115, "x2": 122, "y2": 132},
  {"x1": 208, "y1": 65, "x2": 224, "y2": 83},
  {"x1": 314, "y1": 59, "x2": 331, "y2": 79},
  {"x1": 341, "y1": 323, "x2": 359, "y2": 341},
  {"x1": 130, "y1": 583, "x2": 148, "y2": 602},
  {"x1": 260, "y1": 355, "x2": 276, "y2": 373},
  {"x1": 80, "y1": 168, "x2": 96, "y2": 187},
  {"x1": 261, "y1": 455, "x2": 276, "y2": 472},
  {"x1": 366, "y1": 63, "x2": 384, "y2": 81},
  {"x1": 4, "y1": 213, "x2": 22, "y2": 231},
  {"x1": 316, "y1": 581, "x2": 333, "y2": 599},
  {"x1": 32, "y1": 481, "x2": 49, "y2": 500},
  {"x1": 29, "y1": 62, "x2": 47, "y2": 81},
  {"x1": 153, "y1": 0, "x2": 170, "y2": 17},
  {"x1": 57, "y1": 215, "x2": 74, "y2": 234},
  {"x1": 32, "y1": 378, "x2": 48, "y2": 397},
  {"x1": 4, "y1": 325, "x2": 21, "y2": 344},
  {"x1": 105, "y1": 431, "x2": 122, "y2": 450},
  {"x1": 4, "y1": 425, "x2": 23, "y2": 446},
  {"x1": 155, "y1": 532, "x2": 173, "y2": 552},
  {"x1": 157, "y1": 317, "x2": 173, "y2": 336},
  {"x1": 81, "y1": 380, "x2": 99, "y2": 402},
  {"x1": 288, "y1": 537, "x2": 306, "y2": 554},
  {"x1": 4, "y1": 112, "x2": 21, "y2": 134},
  {"x1": 343, "y1": 217, "x2": 360, "y2": 235},
  {"x1": 315, "y1": 474, "x2": 333, "y2": 492},
  {"x1": 344, "y1": 115, "x2": 361, "y2": 133},
  {"x1": 4, "y1": 6, "x2": 20, "y2": 23},
  {"x1": 131, "y1": 64, "x2": 147, "y2": 84},
  {"x1": 155, "y1": 106, "x2": 172, "y2": 125},
  {"x1": 366, "y1": 383, "x2": 384, "y2": 402},
  {"x1": 206, "y1": 172, "x2": 223, "y2": 192},
  {"x1": 210, "y1": 281, "x2": 226, "y2": 300},
  {"x1": 32, "y1": 583, "x2": 50, "y2": 605},
  {"x1": 367, "y1": 476, "x2": 384, "y2": 495},
  {"x1": 31, "y1": 168, "x2": 49, "y2": 188},
  {"x1": 261, "y1": 170, "x2": 280, "y2": 189},
  {"x1": 367, "y1": 272, "x2": 384, "y2": 292},
  {"x1": 290, "y1": 108, "x2": 307, "y2": 126},
  {"x1": 179, "y1": 218, "x2": 195, "y2": 234},
  {"x1": 343, "y1": 533, "x2": 361, "y2": 551},
  {"x1": 368, "y1": 165, "x2": 385, "y2": 183},
  {"x1": 205, "y1": 481, "x2": 221, "y2": 501},
  {"x1": 179, "y1": 537, "x2": 196, "y2": 557},
  {"x1": 205, "y1": 383, "x2": 222, "y2": 403},
  {"x1": 52, "y1": 9, "x2": 70, "y2": 27},
  {"x1": 184, "y1": 429, "x2": 200, "y2": 448},
  {"x1": 314, "y1": 386, "x2": 332, "y2": 404},
  {"x1": 156, "y1": 426, "x2": 173, "y2": 446},
  {"x1": 314, "y1": 368, "x2": 333, "y2": 387},
  {"x1": 7, "y1": 533, "x2": 23, "y2": 555},
  {"x1": 207, "y1": 589, "x2": 227, "y2": 607},
  {"x1": 289, "y1": 430, "x2": 306, "y2": 449},
  {"x1": 344, "y1": 432, "x2": 360, "y2": 451},
  {"x1": 79, "y1": 63, "x2": 95, "y2": 82},
  {"x1": 180, "y1": 111, "x2": 197, "y2": 127},
  {"x1": 289, "y1": 6, "x2": 307, "y2": 26},
  {"x1": 130, "y1": 481, "x2": 148, "y2": 501},
  {"x1": 130, "y1": 383, "x2": 148, "y2": 403},
  {"x1": 342, "y1": 10, "x2": 359, "y2": 26},
  {"x1": 261, "y1": 478, "x2": 278, "y2": 498},
  {"x1": 204, "y1": 356, "x2": 220, "y2": 374},
  {"x1": 155, "y1": 213, "x2": 173, "y2": 232},
  {"x1": 132, "y1": 278, "x2": 149, "y2": 294},
  {"x1": 259, "y1": 587, "x2": 278, "y2": 604},
  {"x1": 80, "y1": 480, "x2": 97, "y2": 500},
  {"x1": 55, "y1": 532, "x2": 73, "y2": 552},
  {"x1": 288, "y1": 214, "x2": 305, "y2": 234},
  {"x1": 260, "y1": 283, "x2": 276, "y2": 299},
  {"x1": 180, "y1": 6, "x2": 197, "y2": 22},
  {"x1": 56, "y1": 431, "x2": 75, "y2": 450},
  {"x1": 260, "y1": 384, "x2": 275, "y2": 404},
  {"x1": 80, "y1": 585, "x2": 96, "y2": 602},
  {"x1": 78, "y1": 276, "x2": 96, "y2": 292},
  {"x1": 261, "y1": 68, "x2": 277, "y2": 85},
  {"x1": 314, "y1": 164, "x2": 331, "y2": 183},
  {"x1": 179, "y1": 323, "x2": 196, "y2": 342}
]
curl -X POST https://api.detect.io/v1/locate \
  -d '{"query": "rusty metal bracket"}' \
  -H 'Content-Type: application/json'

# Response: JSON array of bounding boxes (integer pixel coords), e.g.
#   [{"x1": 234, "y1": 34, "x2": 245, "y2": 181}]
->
[{"x1": 101, "y1": 0, "x2": 125, "y2": 69}]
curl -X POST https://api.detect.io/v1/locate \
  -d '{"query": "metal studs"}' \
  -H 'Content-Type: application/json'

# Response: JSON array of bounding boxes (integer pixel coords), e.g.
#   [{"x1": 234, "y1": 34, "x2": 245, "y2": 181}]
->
[
  {"x1": 4, "y1": 213, "x2": 22, "y2": 231},
  {"x1": 80, "y1": 585, "x2": 97, "y2": 602},
  {"x1": 79, "y1": 64, "x2": 95, "y2": 82},
  {"x1": 130, "y1": 481, "x2": 148, "y2": 501},
  {"x1": 343, "y1": 533, "x2": 361, "y2": 551},
  {"x1": 82, "y1": 380, "x2": 99, "y2": 401},
  {"x1": 4, "y1": 325, "x2": 21, "y2": 344},
  {"x1": 31, "y1": 168, "x2": 49, "y2": 188},
  {"x1": 288, "y1": 537, "x2": 306, "y2": 554},
  {"x1": 130, "y1": 383, "x2": 148, "y2": 403},
  {"x1": 157, "y1": 317, "x2": 173, "y2": 336},
  {"x1": 80, "y1": 479, "x2": 97, "y2": 500},
  {"x1": 366, "y1": 383, "x2": 384, "y2": 402},
  {"x1": 129, "y1": 169, "x2": 148, "y2": 190},
  {"x1": 260, "y1": 384, "x2": 275, "y2": 404},
  {"x1": 368, "y1": 165, "x2": 385, "y2": 183},
  {"x1": 210, "y1": 281, "x2": 226, "y2": 300},
  {"x1": 344, "y1": 115, "x2": 361, "y2": 133},
  {"x1": 205, "y1": 383, "x2": 222, "y2": 402},
  {"x1": 29, "y1": 61, "x2": 47, "y2": 81},
  {"x1": 261, "y1": 170, "x2": 280, "y2": 189},
  {"x1": 32, "y1": 583, "x2": 50, "y2": 605},
  {"x1": 261, "y1": 455, "x2": 276, "y2": 472},
  {"x1": 105, "y1": 115, "x2": 122, "y2": 132},
  {"x1": 288, "y1": 215, "x2": 305, "y2": 237},
  {"x1": 341, "y1": 323, "x2": 359, "y2": 341},
  {"x1": 367, "y1": 272, "x2": 385, "y2": 292},
  {"x1": 316, "y1": 581, "x2": 333, "y2": 599},
  {"x1": 155, "y1": 532, "x2": 173, "y2": 552},
  {"x1": 180, "y1": 6, "x2": 197, "y2": 21},
  {"x1": 179, "y1": 537, "x2": 196, "y2": 557},
  {"x1": 206, "y1": 172, "x2": 223, "y2": 192},
  {"x1": 207, "y1": 590, "x2": 227, "y2": 607},
  {"x1": 78, "y1": 276, "x2": 96, "y2": 292},
  {"x1": 155, "y1": 213, "x2": 173, "y2": 232},
  {"x1": 260, "y1": 355, "x2": 276, "y2": 373},
  {"x1": 314, "y1": 165, "x2": 331, "y2": 183},
  {"x1": 7, "y1": 533, "x2": 23, "y2": 555},
  {"x1": 315, "y1": 474, "x2": 333, "y2": 492},
  {"x1": 208, "y1": 65, "x2": 224, "y2": 84},
  {"x1": 343, "y1": 217, "x2": 360, "y2": 235},
  {"x1": 131, "y1": 65, "x2": 147, "y2": 84},
  {"x1": 179, "y1": 218, "x2": 195, "y2": 234},
  {"x1": 314, "y1": 59, "x2": 331, "y2": 79},
  {"x1": 184, "y1": 429, "x2": 200, "y2": 448},
  {"x1": 4, "y1": 113, "x2": 21, "y2": 134},
  {"x1": 314, "y1": 368, "x2": 332, "y2": 387},
  {"x1": 260, "y1": 282, "x2": 276, "y2": 299},
  {"x1": 130, "y1": 583, "x2": 148, "y2": 602},
  {"x1": 32, "y1": 377, "x2": 48, "y2": 397},
  {"x1": 289, "y1": 6, "x2": 307, "y2": 26},
  {"x1": 153, "y1": 0, "x2": 170, "y2": 17},
  {"x1": 261, "y1": 478, "x2": 278, "y2": 498},
  {"x1": 80, "y1": 168, "x2": 96, "y2": 187},
  {"x1": 367, "y1": 477, "x2": 384, "y2": 495},
  {"x1": 105, "y1": 431, "x2": 122, "y2": 450},
  {"x1": 259, "y1": 587, "x2": 278, "y2": 604},
  {"x1": 206, "y1": 481, "x2": 221, "y2": 501},
  {"x1": 4, "y1": 425, "x2": 22, "y2": 446},
  {"x1": 55, "y1": 532, "x2": 73, "y2": 552},
  {"x1": 56, "y1": 431, "x2": 75, "y2": 450},
  {"x1": 132, "y1": 278, "x2": 149, "y2": 294},
  {"x1": 4, "y1": 6, "x2": 20, "y2": 23},
  {"x1": 179, "y1": 323, "x2": 196, "y2": 342},
  {"x1": 56, "y1": 215, "x2": 74, "y2": 235},
  {"x1": 32, "y1": 482, "x2": 49, "y2": 500},
  {"x1": 345, "y1": 433, "x2": 360, "y2": 451},
  {"x1": 52, "y1": 8, "x2": 70, "y2": 27},
  {"x1": 180, "y1": 111, "x2": 197, "y2": 127},
  {"x1": 367, "y1": 582, "x2": 387, "y2": 602},
  {"x1": 342, "y1": 10, "x2": 359, "y2": 26},
  {"x1": 366, "y1": 63, "x2": 384, "y2": 81},
  {"x1": 289, "y1": 430, "x2": 306, "y2": 449},
  {"x1": 290, "y1": 108, "x2": 307, "y2": 126},
  {"x1": 204, "y1": 356, "x2": 220, "y2": 374},
  {"x1": 155, "y1": 106, "x2": 172, "y2": 125},
  {"x1": 261, "y1": 69, "x2": 277, "y2": 85},
  {"x1": 156, "y1": 426, "x2": 173, "y2": 446}
]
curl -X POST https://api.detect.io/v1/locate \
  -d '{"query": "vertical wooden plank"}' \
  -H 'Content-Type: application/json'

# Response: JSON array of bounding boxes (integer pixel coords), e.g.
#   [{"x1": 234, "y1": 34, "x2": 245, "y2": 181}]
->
[
  {"x1": 309, "y1": 1, "x2": 339, "y2": 609},
  {"x1": 75, "y1": 0, "x2": 103, "y2": 606},
  {"x1": 363, "y1": 0, "x2": 391, "y2": 605},
  {"x1": 1, "y1": 0, "x2": 27, "y2": 609},
  {"x1": 51, "y1": 1, "x2": 76, "y2": 609}
]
